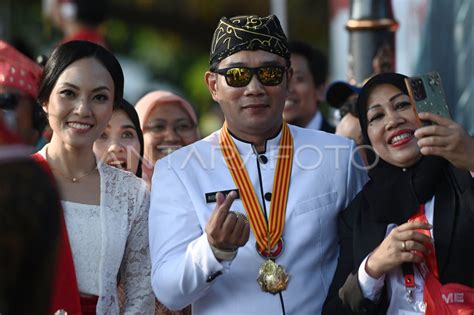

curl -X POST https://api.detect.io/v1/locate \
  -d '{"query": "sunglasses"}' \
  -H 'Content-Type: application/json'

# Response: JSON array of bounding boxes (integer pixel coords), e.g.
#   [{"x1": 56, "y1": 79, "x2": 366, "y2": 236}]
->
[
  {"x1": 144, "y1": 120, "x2": 197, "y2": 138},
  {"x1": 213, "y1": 66, "x2": 287, "y2": 87},
  {"x1": 0, "y1": 93, "x2": 20, "y2": 110}
]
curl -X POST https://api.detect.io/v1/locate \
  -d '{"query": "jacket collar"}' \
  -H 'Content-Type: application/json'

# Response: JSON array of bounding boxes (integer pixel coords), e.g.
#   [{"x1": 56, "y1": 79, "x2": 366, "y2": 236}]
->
[{"x1": 225, "y1": 126, "x2": 283, "y2": 158}]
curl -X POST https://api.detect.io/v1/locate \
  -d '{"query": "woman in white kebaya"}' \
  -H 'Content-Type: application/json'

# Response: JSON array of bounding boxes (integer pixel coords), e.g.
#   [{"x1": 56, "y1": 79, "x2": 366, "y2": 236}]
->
[{"x1": 35, "y1": 40, "x2": 154, "y2": 314}]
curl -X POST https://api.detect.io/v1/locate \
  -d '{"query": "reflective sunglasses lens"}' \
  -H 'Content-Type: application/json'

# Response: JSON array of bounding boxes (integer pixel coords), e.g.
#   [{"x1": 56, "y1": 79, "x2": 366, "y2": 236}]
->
[
  {"x1": 226, "y1": 68, "x2": 252, "y2": 87},
  {"x1": 258, "y1": 67, "x2": 284, "y2": 86}
]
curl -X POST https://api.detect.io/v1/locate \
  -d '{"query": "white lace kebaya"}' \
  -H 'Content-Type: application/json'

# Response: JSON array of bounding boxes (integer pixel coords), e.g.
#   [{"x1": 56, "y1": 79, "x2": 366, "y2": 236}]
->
[{"x1": 38, "y1": 146, "x2": 155, "y2": 314}]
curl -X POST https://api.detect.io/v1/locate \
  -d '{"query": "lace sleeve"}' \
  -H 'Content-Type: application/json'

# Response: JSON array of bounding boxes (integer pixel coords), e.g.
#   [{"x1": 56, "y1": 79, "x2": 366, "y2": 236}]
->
[{"x1": 120, "y1": 180, "x2": 155, "y2": 314}]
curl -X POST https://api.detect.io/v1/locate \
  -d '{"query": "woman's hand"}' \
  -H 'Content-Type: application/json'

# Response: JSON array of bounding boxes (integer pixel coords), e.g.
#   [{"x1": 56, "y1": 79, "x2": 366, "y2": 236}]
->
[
  {"x1": 365, "y1": 221, "x2": 432, "y2": 279},
  {"x1": 415, "y1": 112, "x2": 474, "y2": 172}
]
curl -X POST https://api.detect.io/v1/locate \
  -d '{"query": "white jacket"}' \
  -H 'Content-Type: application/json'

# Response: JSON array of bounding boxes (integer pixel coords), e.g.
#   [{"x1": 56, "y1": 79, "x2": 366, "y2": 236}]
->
[{"x1": 149, "y1": 125, "x2": 368, "y2": 314}]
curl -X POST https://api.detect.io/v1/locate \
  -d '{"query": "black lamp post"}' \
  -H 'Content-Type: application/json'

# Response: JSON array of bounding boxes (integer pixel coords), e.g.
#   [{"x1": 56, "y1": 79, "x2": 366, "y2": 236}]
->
[{"x1": 346, "y1": 0, "x2": 399, "y2": 85}]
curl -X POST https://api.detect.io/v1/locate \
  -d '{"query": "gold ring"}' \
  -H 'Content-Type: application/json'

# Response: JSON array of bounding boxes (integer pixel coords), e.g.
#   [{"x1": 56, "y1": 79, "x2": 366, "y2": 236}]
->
[
  {"x1": 230, "y1": 211, "x2": 249, "y2": 224},
  {"x1": 402, "y1": 241, "x2": 407, "y2": 251}
]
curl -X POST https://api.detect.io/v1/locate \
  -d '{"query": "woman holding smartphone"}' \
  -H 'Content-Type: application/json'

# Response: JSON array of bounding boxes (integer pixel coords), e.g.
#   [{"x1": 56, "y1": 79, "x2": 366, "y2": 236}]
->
[{"x1": 323, "y1": 73, "x2": 474, "y2": 314}]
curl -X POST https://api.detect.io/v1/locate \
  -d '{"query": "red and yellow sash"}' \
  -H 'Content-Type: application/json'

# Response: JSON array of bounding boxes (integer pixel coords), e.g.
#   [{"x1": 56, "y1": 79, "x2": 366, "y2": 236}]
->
[{"x1": 219, "y1": 122, "x2": 293, "y2": 254}]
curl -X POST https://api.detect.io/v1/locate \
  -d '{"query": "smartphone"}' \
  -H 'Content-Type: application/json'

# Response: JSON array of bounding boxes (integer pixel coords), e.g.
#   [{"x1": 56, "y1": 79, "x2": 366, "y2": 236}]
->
[{"x1": 405, "y1": 71, "x2": 451, "y2": 125}]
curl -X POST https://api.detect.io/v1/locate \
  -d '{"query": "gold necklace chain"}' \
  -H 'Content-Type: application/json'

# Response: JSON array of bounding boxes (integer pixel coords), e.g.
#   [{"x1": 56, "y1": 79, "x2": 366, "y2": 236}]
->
[
  {"x1": 45, "y1": 148, "x2": 97, "y2": 183},
  {"x1": 52, "y1": 164, "x2": 97, "y2": 183}
]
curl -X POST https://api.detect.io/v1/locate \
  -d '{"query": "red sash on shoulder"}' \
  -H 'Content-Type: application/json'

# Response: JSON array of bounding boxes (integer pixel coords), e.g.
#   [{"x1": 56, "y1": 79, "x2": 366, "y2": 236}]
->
[
  {"x1": 409, "y1": 204, "x2": 474, "y2": 315},
  {"x1": 32, "y1": 153, "x2": 82, "y2": 315}
]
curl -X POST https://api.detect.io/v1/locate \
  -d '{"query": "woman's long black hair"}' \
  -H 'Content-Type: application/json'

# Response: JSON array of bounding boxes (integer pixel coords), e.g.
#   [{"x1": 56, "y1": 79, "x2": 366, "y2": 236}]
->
[{"x1": 117, "y1": 99, "x2": 144, "y2": 178}]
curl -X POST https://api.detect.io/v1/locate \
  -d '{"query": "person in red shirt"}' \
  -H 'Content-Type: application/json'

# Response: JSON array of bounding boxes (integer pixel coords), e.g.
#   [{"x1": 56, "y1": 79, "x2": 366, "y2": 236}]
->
[
  {"x1": 0, "y1": 120, "x2": 63, "y2": 315},
  {"x1": 43, "y1": 0, "x2": 108, "y2": 48}
]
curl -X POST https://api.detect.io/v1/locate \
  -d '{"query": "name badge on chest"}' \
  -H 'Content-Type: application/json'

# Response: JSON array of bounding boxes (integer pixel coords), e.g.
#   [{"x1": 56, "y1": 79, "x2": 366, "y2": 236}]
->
[{"x1": 205, "y1": 189, "x2": 240, "y2": 203}]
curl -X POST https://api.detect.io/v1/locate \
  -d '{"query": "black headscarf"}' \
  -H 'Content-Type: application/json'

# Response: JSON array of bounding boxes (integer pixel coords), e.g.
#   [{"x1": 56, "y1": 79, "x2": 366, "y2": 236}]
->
[{"x1": 356, "y1": 73, "x2": 447, "y2": 224}]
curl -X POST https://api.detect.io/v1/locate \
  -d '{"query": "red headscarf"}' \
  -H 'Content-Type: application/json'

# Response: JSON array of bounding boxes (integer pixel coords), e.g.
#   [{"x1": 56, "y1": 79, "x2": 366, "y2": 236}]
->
[{"x1": 0, "y1": 40, "x2": 42, "y2": 99}]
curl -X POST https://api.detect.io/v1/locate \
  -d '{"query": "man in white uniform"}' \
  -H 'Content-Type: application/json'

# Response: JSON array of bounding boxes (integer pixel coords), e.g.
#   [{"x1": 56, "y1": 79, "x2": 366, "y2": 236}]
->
[{"x1": 149, "y1": 14, "x2": 367, "y2": 314}]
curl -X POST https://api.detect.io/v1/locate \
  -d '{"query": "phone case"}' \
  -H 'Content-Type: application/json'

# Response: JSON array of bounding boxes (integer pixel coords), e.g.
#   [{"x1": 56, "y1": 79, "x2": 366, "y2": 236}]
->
[{"x1": 405, "y1": 71, "x2": 451, "y2": 124}]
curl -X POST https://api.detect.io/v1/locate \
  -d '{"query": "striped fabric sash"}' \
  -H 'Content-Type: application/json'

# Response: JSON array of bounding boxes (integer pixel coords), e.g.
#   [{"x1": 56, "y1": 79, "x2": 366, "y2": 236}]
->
[{"x1": 219, "y1": 122, "x2": 293, "y2": 254}]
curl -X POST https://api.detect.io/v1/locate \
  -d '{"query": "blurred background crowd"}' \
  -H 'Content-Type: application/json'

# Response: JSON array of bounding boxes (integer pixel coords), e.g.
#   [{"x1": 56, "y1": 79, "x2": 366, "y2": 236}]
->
[
  {"x1": 1, "y1": 1, "x2": 474, "y2": 314},
  {"x1": 1, "y1": 0, "x2": 472, "y2": 137}
]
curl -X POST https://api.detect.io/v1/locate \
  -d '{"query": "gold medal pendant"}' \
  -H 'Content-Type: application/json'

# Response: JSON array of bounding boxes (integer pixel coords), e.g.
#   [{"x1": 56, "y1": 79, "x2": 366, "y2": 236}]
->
[{"x1": 257, "y1": 259, "x2": 289, "y2": 294}]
